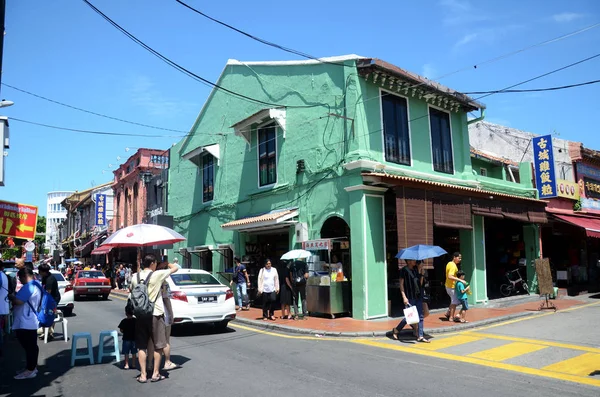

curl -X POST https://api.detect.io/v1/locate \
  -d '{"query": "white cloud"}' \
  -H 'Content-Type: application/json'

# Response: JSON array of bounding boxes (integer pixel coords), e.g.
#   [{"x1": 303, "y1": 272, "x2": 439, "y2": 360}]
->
[
  {"x1": 422, "y1": 63, "x2": 438, "y2": 79},
  {"x1": 454, "y1": 33, "x2": 479, "y2": 47},
  {"x1": 128, "y1": 75, "x2": 197, "y2": 118},
  {"x1": 439, "y1": 0, "x2": 471, "y2": 12},
  {"x1": 439, "y1": 0, "x2": 489, "y2": 26},
  {"x1": 553, "y1": 12, "x2": 586, "y2": 23},
  {"x1": 453, "y1": 25, "x2": 523, "y2": 48}
]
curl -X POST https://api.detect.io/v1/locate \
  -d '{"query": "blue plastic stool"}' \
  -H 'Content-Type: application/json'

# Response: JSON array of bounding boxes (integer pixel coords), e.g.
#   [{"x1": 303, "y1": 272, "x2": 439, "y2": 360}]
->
[
  {"x1": 70, "y1": 332, "x2": 94, "y2": 366},
  {"x1": 97, "y1": 330, "x2": 120, "y2": 364}
]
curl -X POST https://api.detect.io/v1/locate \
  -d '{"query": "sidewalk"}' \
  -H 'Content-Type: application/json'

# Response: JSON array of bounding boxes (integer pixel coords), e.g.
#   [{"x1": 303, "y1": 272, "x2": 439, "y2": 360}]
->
[{"x1": 110, "y1": 288, "x2": 588, "y2": 337}]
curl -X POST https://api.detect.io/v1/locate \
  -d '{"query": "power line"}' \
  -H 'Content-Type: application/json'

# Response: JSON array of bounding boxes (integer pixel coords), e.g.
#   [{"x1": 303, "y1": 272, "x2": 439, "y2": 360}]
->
[
  {"x1": 174, "y1": 0, "x2": 348, "y2": 67},
  {"x1": 2, "y1": 82, "x2": 190, "y2": 133},
  {"x1": 464, "y1": 79, "x2": 600, "y2": 95},
  {"x1": 81, "y1": 0, "x2": 323, "y2": 109}
]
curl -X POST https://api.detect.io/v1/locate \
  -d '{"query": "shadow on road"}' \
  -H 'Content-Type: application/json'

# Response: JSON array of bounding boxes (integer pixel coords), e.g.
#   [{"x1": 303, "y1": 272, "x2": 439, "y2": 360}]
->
[{"x1": 170, "y1": 323, "x2": 235, "y2": 337}]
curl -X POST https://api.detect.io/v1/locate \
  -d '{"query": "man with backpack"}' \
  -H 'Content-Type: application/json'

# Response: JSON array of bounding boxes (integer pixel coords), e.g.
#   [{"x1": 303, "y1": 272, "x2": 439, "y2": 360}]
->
[
  {"x1": 129, "y1": 254, "x2": 178, "y2": 383},
  {"x1": 37, "y1": 264, "x2": 61, "y2": 340},
  {"x1": 290, "y1": 260, "x2": 309, "y2": 320}
]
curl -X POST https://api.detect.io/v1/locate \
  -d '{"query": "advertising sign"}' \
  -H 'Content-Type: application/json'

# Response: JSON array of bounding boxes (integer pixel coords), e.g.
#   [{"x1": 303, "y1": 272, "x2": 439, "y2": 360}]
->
[
  {"x1": 0, "y1": 200, "x2": 38, "y2": 240},
  {"x1": 95, "y1": 194, "x2": 107, "y2": 226},
  {"x1": 302, "y1": 239, "x2": 331, "y2": 251},
  {"x1": 556, "y1": 179, "x2": 580, "y2": 200},
  {"x1": 532, "y1": 135, "x2": 557, "y2": 199},
  {"x1": 576, "y1": 163, "x2": 600, "y2": 212}
]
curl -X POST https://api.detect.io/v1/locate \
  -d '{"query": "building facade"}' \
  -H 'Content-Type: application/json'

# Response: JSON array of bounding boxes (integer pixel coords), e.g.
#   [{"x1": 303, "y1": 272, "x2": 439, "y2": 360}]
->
[
  {"x1": 45, "y1": 191, "x2": 74, "y2": 254},
  {"x1": 168, "y1": 55, "x2": 547, "y2": 320}
]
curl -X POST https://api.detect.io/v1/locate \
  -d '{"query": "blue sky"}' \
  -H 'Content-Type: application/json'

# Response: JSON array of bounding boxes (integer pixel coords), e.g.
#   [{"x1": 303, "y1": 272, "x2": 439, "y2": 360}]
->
[{"x1": 1, "y1": 0, "x2": 599, "y2": 214}]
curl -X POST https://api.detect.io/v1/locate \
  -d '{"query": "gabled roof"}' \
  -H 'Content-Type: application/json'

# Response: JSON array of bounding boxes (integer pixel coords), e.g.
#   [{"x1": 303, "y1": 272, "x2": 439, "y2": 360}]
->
[{"x1": 470, "y1": 147, "x2": 519, "y2": 167}]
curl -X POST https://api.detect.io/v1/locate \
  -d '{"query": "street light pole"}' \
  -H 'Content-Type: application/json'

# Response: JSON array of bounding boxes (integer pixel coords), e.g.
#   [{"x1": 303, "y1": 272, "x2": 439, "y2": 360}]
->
[{"x1": 0, "y1": 0, "x2": 5, "y2": 96}]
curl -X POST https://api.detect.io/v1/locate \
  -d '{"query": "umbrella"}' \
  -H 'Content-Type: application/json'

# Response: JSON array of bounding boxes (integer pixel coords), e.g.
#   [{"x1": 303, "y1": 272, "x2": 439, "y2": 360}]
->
[
  {"x1": 100, "y1": 223, "x2": 185, "y2": 248},
  {"x1": 65, "y1": 258, "x2": 78, "y2": 263},
  {"x1": 58, "y1": 264, "x2": 65, "y2": 269},
  {"x1": 281, "y1": 249, "x2": 313, "y2": 260},
  {"x1": 396, "y1": 244, "x2": 447, "y2": 260}
]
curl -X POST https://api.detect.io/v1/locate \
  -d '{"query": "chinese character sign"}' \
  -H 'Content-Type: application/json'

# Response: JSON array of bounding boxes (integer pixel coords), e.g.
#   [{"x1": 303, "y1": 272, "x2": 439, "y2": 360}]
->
[
  {"x1": 95, "y1": 194, "x2": 107, "y2": 226},
  {"x1": 302, "y1": 239, "x2": 331, "y2": 251},
  {"x1": 0, "y1": 200, "x2": 38, "y2": 240},
  {"x1": 532, "y1": 135, "x2": 557, "y2": 199}
]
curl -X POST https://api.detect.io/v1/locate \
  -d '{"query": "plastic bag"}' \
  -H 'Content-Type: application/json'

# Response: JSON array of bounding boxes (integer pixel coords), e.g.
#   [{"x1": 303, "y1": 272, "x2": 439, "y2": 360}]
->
[{"x1": 403, "y1": 305, "x2": 419, "y2": 325}]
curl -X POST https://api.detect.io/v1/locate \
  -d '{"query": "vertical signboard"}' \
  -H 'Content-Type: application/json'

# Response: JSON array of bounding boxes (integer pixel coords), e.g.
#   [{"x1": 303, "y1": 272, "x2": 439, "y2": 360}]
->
[
  {"x1": 95, "y1": 194, "x2": 107, "y2": 226},
  {"x1": 532, "y1": 135, "x2": 557, "y2": 199}
]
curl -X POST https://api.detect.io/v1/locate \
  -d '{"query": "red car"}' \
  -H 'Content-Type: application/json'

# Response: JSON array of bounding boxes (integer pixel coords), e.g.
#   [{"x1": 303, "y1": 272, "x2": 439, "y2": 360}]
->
[{"x1": 73, "y1": 270, "x2": 112, "y2": 300}]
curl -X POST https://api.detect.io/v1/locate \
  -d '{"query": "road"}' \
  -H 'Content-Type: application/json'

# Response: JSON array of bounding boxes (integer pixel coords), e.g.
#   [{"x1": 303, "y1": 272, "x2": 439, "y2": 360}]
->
[{"x1": 1, "y1": 294, "x2": 600, "y2": 397}]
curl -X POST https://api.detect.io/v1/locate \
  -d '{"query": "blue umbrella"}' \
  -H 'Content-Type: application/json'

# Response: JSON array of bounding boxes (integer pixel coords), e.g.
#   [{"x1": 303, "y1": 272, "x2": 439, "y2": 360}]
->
[
  {"x1": 64, "y1": 258, "x2": 78, "y2": 262},
  {"x1": 396, "y1": 245, "x2": 447, "y2": 260}
]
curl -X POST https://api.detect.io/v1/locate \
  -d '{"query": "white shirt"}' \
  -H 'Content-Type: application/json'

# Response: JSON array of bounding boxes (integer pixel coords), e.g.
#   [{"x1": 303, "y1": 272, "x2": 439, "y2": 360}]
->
[
  {"x1": 262, "y1": 268, "x2": 276, "y2": 293},
  {"x1": 13, "y1": 280, "x2": 42, "y2": 330},
  {"x1": 0, "y1": 272, "x2": 9, "y2": 315}
]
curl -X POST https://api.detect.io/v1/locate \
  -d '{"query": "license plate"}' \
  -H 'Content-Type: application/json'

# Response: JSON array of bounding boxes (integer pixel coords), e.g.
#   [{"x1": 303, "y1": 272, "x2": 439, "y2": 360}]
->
[
  {"x1": 198, "y1": 296, "x2": 217, "y2": 303},
  {"x1": 89, "y1": 288, "x2": 100, "y2": 293}
]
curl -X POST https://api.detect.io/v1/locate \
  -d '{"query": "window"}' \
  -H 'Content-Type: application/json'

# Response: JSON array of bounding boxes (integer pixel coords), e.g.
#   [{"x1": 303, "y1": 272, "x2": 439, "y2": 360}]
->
[
  {"x1": 429, "y1": 108, "x2": 454, "y2": 174},
  {"x1": 202, "y1": 154, "x2": 214, "y2": 202},
  {"x1": 258, "y1": 123, "x2": 277, "y2": 186},
  {"x1": 171, "y1": 273, "x2": 219, "y2": 286},
  {"x1": 480, "y1": 168, "x2": 488, "y2": 177},
  {"x1": 382, "y1": 93, "x2": 411, "y2": 165}
]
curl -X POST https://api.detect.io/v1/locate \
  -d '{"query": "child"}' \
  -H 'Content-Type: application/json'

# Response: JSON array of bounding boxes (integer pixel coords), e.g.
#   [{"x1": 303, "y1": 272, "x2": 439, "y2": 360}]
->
[
  {"x1": 118, "y1": 306, "x2": 137, "y2": 370},
  {"x1": 455, "y1": 271, "x2": 470, "y2": 323}
]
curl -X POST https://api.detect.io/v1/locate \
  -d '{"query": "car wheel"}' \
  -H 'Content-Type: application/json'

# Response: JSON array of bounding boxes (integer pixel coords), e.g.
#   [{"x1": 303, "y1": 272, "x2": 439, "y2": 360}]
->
[
  {"x1": 102, "y1": 294, "x2": 109, "y2": 300},
  {"x1": 62, "y1": 308, "x2": 73, "y2": 317},
  {"x1": 214, "y1": 320, "x2": 229, "y2": 331}
]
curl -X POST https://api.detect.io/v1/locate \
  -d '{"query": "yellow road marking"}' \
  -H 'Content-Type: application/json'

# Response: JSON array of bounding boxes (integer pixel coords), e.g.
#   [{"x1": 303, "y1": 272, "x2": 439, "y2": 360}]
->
[
  {"x1": 411, "y1": 334, "x2": 482, "y2": 351},
  {"x1": 466, "y1": 332, "x2": 600, "y2": 354},
  {"x1": 353, "y1": 339, "x2": 600, "y2": 388},
  {"x1": 468, "y1": 342, "x2": 547, "y2": 361},
  {"x1": 542, "y1": 353, "x2": 600, "y2": 376}
]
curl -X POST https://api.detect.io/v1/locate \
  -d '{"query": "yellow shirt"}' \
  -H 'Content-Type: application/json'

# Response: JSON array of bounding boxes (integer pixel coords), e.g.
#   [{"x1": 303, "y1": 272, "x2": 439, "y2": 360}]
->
[
  {"x1": 130, "y1": 269, "x2": 172, "y2": 316},
  {"x1": 445, "y1": 261, "x2": 458, "y2": 289}
]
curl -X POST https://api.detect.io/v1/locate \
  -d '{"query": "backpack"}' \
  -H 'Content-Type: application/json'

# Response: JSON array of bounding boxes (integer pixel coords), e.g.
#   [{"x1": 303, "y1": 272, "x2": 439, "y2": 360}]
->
[
  {"x1": 129, "y1": 271, "x2": 158, "y2": 319},
  {"x1": 27, "y1": 281, "x2": 57, "y2": 328}
]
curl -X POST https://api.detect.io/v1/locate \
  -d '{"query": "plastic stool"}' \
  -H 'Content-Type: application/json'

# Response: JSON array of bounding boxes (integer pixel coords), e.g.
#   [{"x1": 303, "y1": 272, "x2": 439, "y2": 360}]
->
[
  {"x1": 70, "y1": 332, "x2": 94, "y2": 366},
  {"x1": 97, "y1": 330, "x2": 120, "y2": 364},
  {"x1": 44, "y1": 310, "x2": 68, "y2": 343}
]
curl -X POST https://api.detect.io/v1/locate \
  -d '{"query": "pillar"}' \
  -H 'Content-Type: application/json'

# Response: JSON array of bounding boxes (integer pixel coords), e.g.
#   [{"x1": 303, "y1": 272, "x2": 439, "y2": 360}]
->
[
  {"x1": 346, "y1": 185, "x2": 388, "y2": 320},
  {"x1": 460, "y1": 215, "x2": 487, "y2": 304},
  {"x1": 523, "y1": 224, "x2": 540, "y2": 291}
]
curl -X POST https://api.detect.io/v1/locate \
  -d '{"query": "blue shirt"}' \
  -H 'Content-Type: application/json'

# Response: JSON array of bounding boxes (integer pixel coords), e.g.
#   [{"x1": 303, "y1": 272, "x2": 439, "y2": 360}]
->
[
  {"x1": 455, "y1": 281, "x2": 468, "y2": 301},
  {"x1": 234, "y1": 264, "x2": 247, "y2": 284},
  {"x1": 13, "y1": 280, "x2": 42, "y2": 330}
]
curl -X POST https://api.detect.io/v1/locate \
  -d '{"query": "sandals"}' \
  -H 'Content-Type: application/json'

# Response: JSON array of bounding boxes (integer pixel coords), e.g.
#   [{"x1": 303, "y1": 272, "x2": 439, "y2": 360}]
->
[
  {"x1": 391, "y1": 328, "x2": 399, "y2": 340},
  {"x1": 269, "y1": 316, "x2": 276, "y2": 321},
  {"x1": 460, "y1": 320, "x2": 469, "y2": 323},
  {"x1": 417, "y1": 337, "x2": 431, "y2": 343},
  {"x1": 136, "y1": 376, "x2": 147, "y2": 384},
  {"x1": 151, "y1": 375, "x2": 166, "y2": 383}
]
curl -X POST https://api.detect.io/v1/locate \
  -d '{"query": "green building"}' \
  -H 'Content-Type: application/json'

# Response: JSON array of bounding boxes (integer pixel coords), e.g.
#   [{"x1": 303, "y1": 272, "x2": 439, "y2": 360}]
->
[{"x1": 168, "y1": 55, "x2": 547, "y2": 320}]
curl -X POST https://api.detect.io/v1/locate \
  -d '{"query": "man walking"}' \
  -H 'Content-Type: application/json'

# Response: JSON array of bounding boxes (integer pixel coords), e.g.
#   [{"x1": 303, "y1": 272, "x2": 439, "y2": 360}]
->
[
  {"x1": 444, "y1": 252, "x2": 462, "y2": 322},
  {"x1": 130, "y1": 254, "x2": 178, "y2": 383},
  {"x1": 38, "y1": 264, "x2": 61, "y2": 340},
  {"x1": 230, "y1": 257, "x2": 250, "y2": 311}
]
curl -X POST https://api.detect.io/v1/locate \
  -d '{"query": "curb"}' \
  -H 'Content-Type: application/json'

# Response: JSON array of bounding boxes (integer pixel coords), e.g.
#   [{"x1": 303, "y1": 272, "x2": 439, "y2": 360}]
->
[{"x1": 232, "y1": 310, "x2": 542, "y2": 338}]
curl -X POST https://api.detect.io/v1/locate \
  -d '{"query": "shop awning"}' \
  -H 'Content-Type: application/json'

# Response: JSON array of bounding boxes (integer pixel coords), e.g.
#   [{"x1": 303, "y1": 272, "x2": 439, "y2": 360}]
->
[
  {"x1": 91, "y1": 245, "x2": 112, "y2": 255},
  {"x1": 551, "y1": 214, "x2": 600, "y2": 239},
  {"x1": 74, "y1": 232, "x2": 107, "y2": 256},
  {"x1": 221, "y1": 208, "x2": 298, "y2": 232}
]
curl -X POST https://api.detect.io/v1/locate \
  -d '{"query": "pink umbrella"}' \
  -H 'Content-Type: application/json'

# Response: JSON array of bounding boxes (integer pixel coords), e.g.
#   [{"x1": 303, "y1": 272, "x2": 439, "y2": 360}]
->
[{"x1": 100, "y1": 224, "x2": 185, "y2": 248}]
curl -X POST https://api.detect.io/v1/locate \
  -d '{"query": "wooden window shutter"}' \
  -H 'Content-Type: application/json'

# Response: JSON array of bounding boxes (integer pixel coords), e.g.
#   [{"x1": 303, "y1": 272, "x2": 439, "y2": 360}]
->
[
  {"x1": 396, "y1": 187, "x2": 433, "y2": 249},
  {"x1": 432, "y1": 194, "x2": 473, "y2": 230}
]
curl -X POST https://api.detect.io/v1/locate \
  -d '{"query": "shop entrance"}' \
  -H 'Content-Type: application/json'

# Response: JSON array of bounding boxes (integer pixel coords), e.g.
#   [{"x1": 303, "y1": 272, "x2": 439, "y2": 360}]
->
[
  {"x1": 319, "y1": 216, "x2": 351, "y2": 279},
  {"x1": 430, "y1": 227, "x2": 460, "y2": 309},
  {"x1": 484, "y1": 218, "x2": 528, "y2": 299}
]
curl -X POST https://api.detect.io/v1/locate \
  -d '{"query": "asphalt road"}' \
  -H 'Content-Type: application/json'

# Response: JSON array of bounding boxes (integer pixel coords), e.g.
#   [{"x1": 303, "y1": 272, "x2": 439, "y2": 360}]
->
[{"x1": 1, "y1": 294, "x2": 599, "y2": 397}]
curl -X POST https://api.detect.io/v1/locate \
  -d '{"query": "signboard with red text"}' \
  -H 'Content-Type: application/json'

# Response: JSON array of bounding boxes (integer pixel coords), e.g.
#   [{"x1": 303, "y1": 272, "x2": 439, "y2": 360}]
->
[{"x1": 0, "y1": 200, "x2": 38, "y2": 240}]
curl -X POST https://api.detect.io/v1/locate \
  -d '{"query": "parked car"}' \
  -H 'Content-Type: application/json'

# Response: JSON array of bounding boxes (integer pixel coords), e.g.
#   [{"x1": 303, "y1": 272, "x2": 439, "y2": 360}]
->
[
  {"x1": 33, "y1": 269, "x2": 75, "y2": 316},
  {"x1": 72, "y1": 270, "x2": 111, "y2": 300},
  {"x1": 167, "y1": 269, "x2": 236, "y2": 330}
]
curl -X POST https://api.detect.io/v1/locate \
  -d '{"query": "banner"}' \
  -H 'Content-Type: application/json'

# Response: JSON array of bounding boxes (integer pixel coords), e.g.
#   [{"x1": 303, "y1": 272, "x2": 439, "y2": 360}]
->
[
  {"x1": 532, "y1": 135, "x2": 557, "y2": 199},
  {"x1": 0, "y1": 200, "x2": 38, "y2": 240},
  {"x1": 95, "y1": 194, "x2": 107, "y2": 226},
  {"x1": 556, "y1": 179, "x2": 579, "y2": 200}
]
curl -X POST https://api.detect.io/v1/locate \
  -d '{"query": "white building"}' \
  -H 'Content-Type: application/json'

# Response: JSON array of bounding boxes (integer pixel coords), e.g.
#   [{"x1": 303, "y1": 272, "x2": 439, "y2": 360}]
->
[{"x1": 45, "y1": 191, "x2": 74, "y2": 253}]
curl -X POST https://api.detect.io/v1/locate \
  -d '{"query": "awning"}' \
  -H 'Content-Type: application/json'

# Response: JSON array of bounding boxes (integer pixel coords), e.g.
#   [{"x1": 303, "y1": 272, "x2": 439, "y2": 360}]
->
[
  {"x1": 182, "y1": 143, "x2": 221, "y2": 166},
  {"x1": 221, "y1": 208, "x2": 298, "y2": 232},
  {"x1": 230, "y1": 108, "x2": 287, "y2": 145},
  {"x1": 75, "y1": 233, "x2": 106, "y2": 256},
  {"x1": 91, "y1": 245, "x2": 113, "y2": 255},
  {"x1": 551, "y1": 214, "x2": 600, "y2": 239}
]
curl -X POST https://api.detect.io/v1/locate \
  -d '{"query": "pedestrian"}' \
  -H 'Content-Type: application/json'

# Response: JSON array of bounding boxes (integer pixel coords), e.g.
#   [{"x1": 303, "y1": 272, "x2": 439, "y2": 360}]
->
[
  {"x1": 9, "y1": 267, "x2": 42, "y2": 379},
  {"x1": 118, "y1": 304, "x2": 137, "y2": 370},
  {"x1": 124, "y1": 265, "x2": 132, "y2": 290},
  {"x1": 257, "y1": 259, "x2": 279, "y2": 321},
  {"x1": 229, "y1": 257, "x2": 250, "y2": 311},
  {"x1": 455, "y1": 271, "x2": 470, "y2": 323},
  {"x1": 444, "y1": 252, "x2": 462, "y2": 323},
  {"x1": 129, "y1": 254, "x2": 178, "y2": 383},
  {"x1": 290, "y1": 260, "x2": 309, "y2": 320},
  {"x1": 117, "y1": 264, "x2": 125, "y2": 290},
  {"x1": 0, "y1": 260, "x2": 10, "y2": 358},
  {"x1": 37, "y1": 264, "x2": 61, "y2": 340},
  {"x1": 391, "y1": 259, "x2": 430, "y2": 343},
  {"x1": 410, "y1": 260, "x2": 430, "y2": 337},
  {"x1": 279, "y1": 261, "x2": 293, "y2": 319}
]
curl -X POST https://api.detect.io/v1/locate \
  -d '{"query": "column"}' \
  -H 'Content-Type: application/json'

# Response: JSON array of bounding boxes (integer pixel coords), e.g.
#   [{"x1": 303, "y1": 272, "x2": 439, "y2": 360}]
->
[
  {"x1": 460, "y1": 215, "x2": 487, "y2": 304},
  {"x1": 523, "y1": 224, "x2": 540, "y2": 291}
]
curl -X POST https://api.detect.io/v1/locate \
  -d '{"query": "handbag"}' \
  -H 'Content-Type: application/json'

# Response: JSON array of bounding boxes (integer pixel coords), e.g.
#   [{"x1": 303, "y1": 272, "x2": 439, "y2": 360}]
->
[{"x1": 403, "y1": 305, "x2": 419, "y2": 325}]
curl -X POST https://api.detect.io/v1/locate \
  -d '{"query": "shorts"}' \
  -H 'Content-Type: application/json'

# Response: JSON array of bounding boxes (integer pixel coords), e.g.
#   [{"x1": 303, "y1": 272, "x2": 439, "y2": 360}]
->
[
  {"x1": 135, "y1": 316, "x2": 153, "y2": 350},
  {"x1": 151, "y1": 316, "x2": 168, "y2": 350},
  {"x1": 446, "y1": 287, "x2": 461, "y2": 305},
  {"x1": 460, "y1": 299, "x2": 469, "y2": 311},
  {"x1": 122, "y1": 340, "x2": 137, "y2": 355},
  {"x1": 135, "y1": 315, "x2": 168, "y2": 350}
]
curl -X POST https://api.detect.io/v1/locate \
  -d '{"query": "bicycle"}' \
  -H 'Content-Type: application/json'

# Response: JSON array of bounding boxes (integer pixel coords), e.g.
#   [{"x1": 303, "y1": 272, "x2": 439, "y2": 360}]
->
[{"x1": 499, "y1": 268, "x2": 530, "y2": 297}]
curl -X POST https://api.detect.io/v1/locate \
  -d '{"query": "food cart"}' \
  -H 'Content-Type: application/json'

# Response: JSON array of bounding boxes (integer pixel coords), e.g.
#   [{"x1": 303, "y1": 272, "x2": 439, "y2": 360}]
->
[{"x1": 303, "y1": 239, "x2": 351, "y2": 318}]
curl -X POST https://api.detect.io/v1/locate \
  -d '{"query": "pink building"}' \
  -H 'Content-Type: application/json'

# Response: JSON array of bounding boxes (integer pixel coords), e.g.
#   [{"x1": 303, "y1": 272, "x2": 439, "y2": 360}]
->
[{"x1": 112, "y1": 148, "x2": 169, "y2": 231}]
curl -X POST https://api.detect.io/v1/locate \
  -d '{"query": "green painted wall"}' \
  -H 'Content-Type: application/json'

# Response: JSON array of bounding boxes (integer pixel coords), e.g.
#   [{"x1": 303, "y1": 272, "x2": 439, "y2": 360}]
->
[{"x1": 364, "y1": 194, "x2": 387, "y2": 318}]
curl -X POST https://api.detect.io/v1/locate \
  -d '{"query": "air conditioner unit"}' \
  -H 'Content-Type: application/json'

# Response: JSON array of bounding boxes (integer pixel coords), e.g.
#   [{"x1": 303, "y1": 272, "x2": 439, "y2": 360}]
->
[{"x1": 295, "y1": 222, "x2": 308, "y2": 242}]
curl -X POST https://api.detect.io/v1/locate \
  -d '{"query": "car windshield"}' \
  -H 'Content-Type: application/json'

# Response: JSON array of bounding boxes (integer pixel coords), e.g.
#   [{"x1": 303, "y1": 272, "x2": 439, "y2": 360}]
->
[
  {"x1": 79, "y1": 271, "x2": 104, "y2": 279},
  {"x1": 171, "y1": 273, "x2": 220, "y2": 286},
  {"x1": 53, "y1": 273, "x2": 65, "y2": 282}
]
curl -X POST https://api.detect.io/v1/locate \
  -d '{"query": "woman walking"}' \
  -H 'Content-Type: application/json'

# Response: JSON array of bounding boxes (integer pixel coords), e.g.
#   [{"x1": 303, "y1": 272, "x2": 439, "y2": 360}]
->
[
  {"x1": 391, "y1": 259, "x2": 429, "y2": 343},
  {"x1": 258, "y1": 259, "x2": 279, "y2": 321}
]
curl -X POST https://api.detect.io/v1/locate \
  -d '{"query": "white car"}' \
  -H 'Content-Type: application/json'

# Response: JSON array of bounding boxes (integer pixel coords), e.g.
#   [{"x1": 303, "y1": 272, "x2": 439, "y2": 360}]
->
[
  {"x1": 33, "y1": 270, "x2": 75, "y2": 316},
  {"x1": 167, "y1": 269, "x2": 236, "y2": 330}
]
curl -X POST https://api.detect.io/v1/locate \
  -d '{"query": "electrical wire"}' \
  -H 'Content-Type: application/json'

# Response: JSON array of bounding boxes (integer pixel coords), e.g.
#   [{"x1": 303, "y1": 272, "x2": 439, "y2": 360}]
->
[
  {"x1": 174, "y1": 0, "x2": 349, "y2": 67},
  {"x1": 82, "y1": 0, "x2": 326, "y2": 109},
  {"x1": 464, "y1": 79, "x2": 600, "y2": 95},
  {"x1": 2, "y1": 82, "x2": 190, "y2": 133}
]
